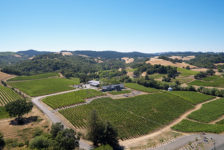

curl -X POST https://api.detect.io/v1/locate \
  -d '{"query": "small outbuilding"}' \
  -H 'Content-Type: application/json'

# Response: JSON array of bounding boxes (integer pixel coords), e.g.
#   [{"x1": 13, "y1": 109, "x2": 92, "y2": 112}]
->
[
  {"x1": 168, "y1": 87, "x2": 173, "y2": 91},
  {"x1": 88, "y1": 80, "x2": 100, "y2": 87},
  {"x1": 102, "y1": 84, "x2": 124, "y2": 92}
]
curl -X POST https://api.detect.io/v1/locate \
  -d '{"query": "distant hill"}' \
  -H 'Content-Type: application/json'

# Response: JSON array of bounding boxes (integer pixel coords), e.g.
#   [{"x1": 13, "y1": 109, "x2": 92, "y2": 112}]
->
[
  {"x1": 73, "y1": 50, "x2": 155, "y2": 58},
  {"x1": 17, "y1": 49, "x2": 51, "y2": 57}
]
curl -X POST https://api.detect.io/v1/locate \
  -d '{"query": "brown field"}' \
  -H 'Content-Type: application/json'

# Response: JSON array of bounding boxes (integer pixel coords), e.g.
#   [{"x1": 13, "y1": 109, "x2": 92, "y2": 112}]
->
[
  {"x1": 0, "y1": 71, "x2": 15, "y2": 84},
  {"x1": 146, "y1": 57, "x2": 197, "y2": 68},
  {"x1": 61, "y1": 52, "x2": 73, "y2": 56},
  {"x1": 13, "y1": 54, "x2": 21, "y2": 58},
  {"x1": 0, "y1": 106, "x2": 51, "y2": 143},
  {"x1": 122, "y1": 57, "x2": 134, "y2": 64},
  {"x1": 94, "y1": 58, "x2": 103, "y2": 63}
]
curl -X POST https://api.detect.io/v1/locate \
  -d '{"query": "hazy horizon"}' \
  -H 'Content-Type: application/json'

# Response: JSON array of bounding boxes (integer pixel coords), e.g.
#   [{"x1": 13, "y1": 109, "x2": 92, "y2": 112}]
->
[{"x1": 1, "y1": 0, "x2": 224, "y2": 53}]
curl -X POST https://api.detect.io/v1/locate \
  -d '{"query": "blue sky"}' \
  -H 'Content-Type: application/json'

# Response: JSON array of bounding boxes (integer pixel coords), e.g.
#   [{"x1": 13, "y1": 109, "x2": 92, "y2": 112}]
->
[{"x1": 0, "y1": 0, "x2": 224, "y2": 53}]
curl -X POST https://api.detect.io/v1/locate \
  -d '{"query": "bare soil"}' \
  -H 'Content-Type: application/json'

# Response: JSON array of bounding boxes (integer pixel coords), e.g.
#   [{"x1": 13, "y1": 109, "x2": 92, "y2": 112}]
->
[
  {"x1": 122, "y1": 57, "x2": 134, "y2": 64},
  {"x1": 0, "y1": 71, "x2": 15, "y2": 85},
  {"x1": 0, "y1": 106, "x2": 51, "y2": 141},
  {"x1": 146, "y1": 57, "x2": 196, "y2": 68},
  {"x1": 169, "y1": 55, "x2": 195, "y2": 61}
]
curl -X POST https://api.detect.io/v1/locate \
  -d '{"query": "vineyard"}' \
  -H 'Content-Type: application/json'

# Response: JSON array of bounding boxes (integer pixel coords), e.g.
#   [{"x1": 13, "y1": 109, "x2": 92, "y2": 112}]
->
[
  {"x1": 0, "y1": 85, "x2": 21, "y2": 106},
  {"x1": 188, "y1": 98, "x2": 224, "y2": 123},
  {"x1": 189, "y1": 75, "x2": 224, "y2": 88},
  {"x1": 170, "y1": 91, "x2": 214, "y2": 105},
  {"x1": 172, "y1": 119, "x2": 224, "y2": 133},
  {"x1": 59, "y1": 92, "x2": 193, "y2": 139},
  {"x1": 43, "y1": 89, "x2": 105, "y2": 109},
  {"x1": 8, "y1": 78, "x2": 78, "y2": 97},
  {"x1": 124, "y1": 83, "x2": 159, "y2": 93},
  {"x1": 8, "y1": 72, "x2": 59, "y2": 81}
]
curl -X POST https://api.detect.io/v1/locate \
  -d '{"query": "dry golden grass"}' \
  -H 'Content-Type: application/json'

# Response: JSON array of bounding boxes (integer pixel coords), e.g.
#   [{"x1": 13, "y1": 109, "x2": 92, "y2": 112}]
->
[
  {"x1": 146, "y1": 57, "x2": 196, "y2": 68},
  {"x1": 122, "y1": 57, "x2": 134, "y2": 64}
]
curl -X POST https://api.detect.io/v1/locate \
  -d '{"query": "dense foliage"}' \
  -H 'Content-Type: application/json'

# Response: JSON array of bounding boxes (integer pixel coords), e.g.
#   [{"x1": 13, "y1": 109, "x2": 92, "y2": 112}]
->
[{"x1": 189, "y1": 53, "x2": 224, "y2": 68}]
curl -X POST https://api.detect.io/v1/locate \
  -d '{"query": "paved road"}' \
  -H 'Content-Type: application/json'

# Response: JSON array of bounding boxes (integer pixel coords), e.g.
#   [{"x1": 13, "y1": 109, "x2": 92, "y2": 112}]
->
[
  {"x1": 150, "y1": 133, "x2": 224, "y2": 150},
  {"x1": 32, "y1": 89, "x2": 92, "y2": 150}
]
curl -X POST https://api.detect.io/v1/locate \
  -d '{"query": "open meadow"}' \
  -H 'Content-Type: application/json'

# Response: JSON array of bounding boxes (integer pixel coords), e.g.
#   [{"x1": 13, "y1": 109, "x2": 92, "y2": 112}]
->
[
  {"x1": 59, "y1": 92, "x2": 193, "y2": 139},
  {"x1": 43, "y1": 89, "x2": 104, "y2": 109},
  {"x1": 8, "y1": 78, "x2": 78, "y2": 97}
]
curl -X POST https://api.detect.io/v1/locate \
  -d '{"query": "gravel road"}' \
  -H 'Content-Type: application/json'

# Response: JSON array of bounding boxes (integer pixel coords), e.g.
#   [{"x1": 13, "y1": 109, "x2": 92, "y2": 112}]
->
[{"x1": 32, "y1": 89, "x2": 92, "y2": 150}]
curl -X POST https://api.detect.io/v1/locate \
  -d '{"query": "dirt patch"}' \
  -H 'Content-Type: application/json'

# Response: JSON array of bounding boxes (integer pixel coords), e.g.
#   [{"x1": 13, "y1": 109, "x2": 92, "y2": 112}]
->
[
  {"x1": 0, "y1": 106, "x2": 51, "y2": 141},
  {"x1": 215, "y1": 63, "x2": 224, "y2": 66},
  {"x1": 0, "y1": 71, "x2": 15, "y2": 84},
  {"x1": 191, "y1": 68, "x2": 208, "y2": 72},
  {"x1": 124, "y1": 131, "x2": 182, "y2": 150},
  {"x1": 146, "y1": 57, "x2": 196, "y2": 68},
  {"x1": 13, "y1": 54, "x2": 21, "y2": 58},
  {"x1": 141, "y1": 72, "x2": 147, "y2": 77},
  {"x1": 94, "y1": 58, "x2": 103, "y2": 63},
  {"x1": 61, "y1": 52, "x2": 73, "y2": 56},
  {"x1": 127, "y1": 72, "x2": 134, "y2": 78},
  {"x1": 122, "y1": 57, "x2": 134, "y2": 64}
]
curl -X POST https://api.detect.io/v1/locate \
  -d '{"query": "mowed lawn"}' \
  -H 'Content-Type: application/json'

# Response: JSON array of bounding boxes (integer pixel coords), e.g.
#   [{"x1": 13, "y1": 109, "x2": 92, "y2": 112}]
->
[
  {"x1": 189, "y1": 75, "x2": 224, "y2": 88},
  {"x1": 8, "y1": 72, "x2": 59, "y2": 81},
  {"x1": 170, "y1": 91, "x2": 214, "y2": 105},
  {"x1": 188, "y1": 98, "x2": 224, "y2": 123},
  {"x1": 8, "y1": 78, "x2": 78, "y2": 97},
  {"x1": 125, "y1": 83, "x2": 159, "y2": 93},
  {"x1": 59, "y1": 92, "x2": 193, "y2": 139},
  {"x1": 43, "y1": 89, "x2": 105, "y2": 109}
]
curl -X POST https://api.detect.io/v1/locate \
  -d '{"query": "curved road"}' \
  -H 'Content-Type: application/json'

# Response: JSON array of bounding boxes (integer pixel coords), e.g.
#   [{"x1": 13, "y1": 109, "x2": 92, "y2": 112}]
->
[
  {"x1": 32, "y1": 89, "x2": 92, "y2": 150},
  {"x1": 150, "y1": 133, "x2": 224, "y2": 150}
]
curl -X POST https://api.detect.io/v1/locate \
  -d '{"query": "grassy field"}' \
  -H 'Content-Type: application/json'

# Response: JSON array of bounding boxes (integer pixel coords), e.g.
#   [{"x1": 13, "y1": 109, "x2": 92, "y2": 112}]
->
[
  {"x1": 172, "y1": 119, "x2": 224, "y2": 133},
  {"x1": 108, "y1": 90, "x2": 131, "y2": 95},
  {"x1": 43, "y1": 89, "x2": 104, "y2": 109},
  {"x1": 0, "y1": 85, "x2": 22, "y2": 106},
  {"x1": 125, "y1": 83, "x2": 159, "y2": 93},
  {"x1": 188, "y1": 98, "x2": 224, "y2": 123},
  {"x1": 8, "y1": 78, "x2": 77, "y2": 97},
  {"x1": 0, "y1": 106, "x2": 9, "y2": 119},
  {"x1": 8, "y1": 72, "x2": 59, "y2": 81},
  {"x1": 59, "y1": 92, "x2": 193, "y2": 139},
  {"x1": 169, "y1": 91, "x2": 214, "y2": 105},
  {"x1": 189, "y1": 75, "x2": 224, "y2": 88},
  {"x1": 177, "y1": 68, "x2": 199, "y2": 76}
]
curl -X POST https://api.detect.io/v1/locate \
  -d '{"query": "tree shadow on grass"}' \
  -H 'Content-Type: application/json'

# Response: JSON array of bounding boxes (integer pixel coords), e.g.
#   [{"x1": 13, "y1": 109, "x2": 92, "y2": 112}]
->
[{"x1": 9, "y1": 116, "x2": 38, "y2": 125}]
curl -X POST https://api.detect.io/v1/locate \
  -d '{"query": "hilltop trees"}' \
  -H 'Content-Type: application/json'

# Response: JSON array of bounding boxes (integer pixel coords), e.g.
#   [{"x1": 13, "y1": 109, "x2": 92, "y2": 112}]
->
[{"x1": 5, "y1": 99, "x2": 33, "y2": 124}]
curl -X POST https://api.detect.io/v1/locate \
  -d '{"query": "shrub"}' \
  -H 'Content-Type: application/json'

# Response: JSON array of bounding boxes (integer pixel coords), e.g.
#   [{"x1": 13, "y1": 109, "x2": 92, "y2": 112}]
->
[{"x1": 29, "y1": 136, "x2": 50, "y2": 149}]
